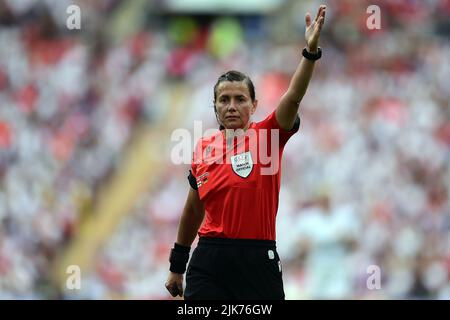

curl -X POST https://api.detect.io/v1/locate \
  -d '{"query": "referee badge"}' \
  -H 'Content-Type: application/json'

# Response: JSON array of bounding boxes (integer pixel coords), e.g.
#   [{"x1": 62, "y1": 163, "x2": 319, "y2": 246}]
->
[{"x1": 230, "y1": 151, "x2": 253, "y2": 178}]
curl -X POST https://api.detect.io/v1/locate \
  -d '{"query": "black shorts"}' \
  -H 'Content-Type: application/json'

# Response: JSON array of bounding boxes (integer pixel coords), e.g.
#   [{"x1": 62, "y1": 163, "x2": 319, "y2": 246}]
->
[{"x1": 184, "y1": 237, "x2": 285, "y2": 300}]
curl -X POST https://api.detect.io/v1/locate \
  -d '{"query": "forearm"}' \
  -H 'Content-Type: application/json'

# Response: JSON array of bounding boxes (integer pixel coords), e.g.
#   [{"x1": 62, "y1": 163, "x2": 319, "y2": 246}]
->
[
  {"x1": 283, "y1": 55, "x2": 317, "y2": 106},
  {"x1": 176, "y1": 203, "x2": 204, "y2": 247},
  {"x1": 276, "y1": 54, "x2": 318, "y2": 129}
]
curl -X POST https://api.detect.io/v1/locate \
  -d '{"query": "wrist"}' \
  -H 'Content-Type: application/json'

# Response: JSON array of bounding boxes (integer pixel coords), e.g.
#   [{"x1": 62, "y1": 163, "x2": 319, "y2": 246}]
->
[
  {"x1": 169, "y1": 243, "x2": 191, "y2": 274},
  {"x1": 174, "y1": 243, "x2": 191, "y2": 253},
  {"x1": 306, "y1": 45, "x2": 318, "y2": 54},
  {"x1": 302, "y1": 47, "x2": 322, "y2": 61}
]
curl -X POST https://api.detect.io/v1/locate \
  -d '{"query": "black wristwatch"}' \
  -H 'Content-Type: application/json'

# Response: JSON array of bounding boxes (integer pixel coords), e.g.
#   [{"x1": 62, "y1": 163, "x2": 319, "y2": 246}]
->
[{"x1": 302, "y1": 47, "x2": 322, "y2": 61}]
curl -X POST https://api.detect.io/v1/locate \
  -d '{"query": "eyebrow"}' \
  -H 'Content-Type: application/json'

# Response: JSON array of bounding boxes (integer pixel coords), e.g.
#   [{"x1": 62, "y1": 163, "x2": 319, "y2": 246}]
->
[{"x1": 218, "y1": 94, "x2": 247, "y2": 99}]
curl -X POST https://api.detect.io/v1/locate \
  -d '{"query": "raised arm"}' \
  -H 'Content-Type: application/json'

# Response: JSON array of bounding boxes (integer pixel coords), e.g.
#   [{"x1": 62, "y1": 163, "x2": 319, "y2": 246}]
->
[{"x1": 276, "y1": 4, "x2": 326, "y2": 131}]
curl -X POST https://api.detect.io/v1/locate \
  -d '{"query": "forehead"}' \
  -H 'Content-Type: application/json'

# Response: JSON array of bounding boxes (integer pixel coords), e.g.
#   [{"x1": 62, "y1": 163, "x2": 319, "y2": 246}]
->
[{"x1": 216, "y1": 81, "x2": 250, "y2": 97}]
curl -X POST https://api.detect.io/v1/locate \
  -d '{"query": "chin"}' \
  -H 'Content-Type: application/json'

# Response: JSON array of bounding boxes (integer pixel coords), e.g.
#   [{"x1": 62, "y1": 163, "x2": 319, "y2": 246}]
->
[
  {"x1": 225, "y1": 120, "x2": 244, "y2": 130},
  {"x1": 226, "y1": 123, "x2": 243, "y2": 130}
]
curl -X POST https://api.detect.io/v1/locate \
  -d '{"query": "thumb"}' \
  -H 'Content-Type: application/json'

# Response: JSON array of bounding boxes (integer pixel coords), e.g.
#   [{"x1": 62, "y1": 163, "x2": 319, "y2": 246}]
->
[{"x1": 305, "y1": 13, "x2": 312, "y2": 27}]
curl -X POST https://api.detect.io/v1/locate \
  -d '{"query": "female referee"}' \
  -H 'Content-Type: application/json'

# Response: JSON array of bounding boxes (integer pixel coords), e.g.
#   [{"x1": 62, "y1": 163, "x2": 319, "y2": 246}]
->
[{"x1": 166, "y1": 5, "x2": 326, "y2": 300}]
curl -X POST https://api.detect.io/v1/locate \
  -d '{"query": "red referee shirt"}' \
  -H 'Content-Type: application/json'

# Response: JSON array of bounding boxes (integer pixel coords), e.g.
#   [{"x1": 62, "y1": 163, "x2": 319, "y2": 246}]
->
[{"x1": 191, "y1": 110, "x2": 300, "y2": 240}]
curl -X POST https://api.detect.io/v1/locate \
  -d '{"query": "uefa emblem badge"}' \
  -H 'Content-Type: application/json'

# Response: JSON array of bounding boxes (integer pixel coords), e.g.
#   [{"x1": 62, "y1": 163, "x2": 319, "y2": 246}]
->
[{"x1": 230, "y1": 151, "x2": 253, "y2": 178}]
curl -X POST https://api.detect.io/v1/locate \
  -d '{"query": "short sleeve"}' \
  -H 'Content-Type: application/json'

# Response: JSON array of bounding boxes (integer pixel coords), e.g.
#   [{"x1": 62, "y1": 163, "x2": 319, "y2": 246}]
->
[
  {"x1": 191, "y1": 151, "x2": 198, "y2": 178},
  {"x1": 255, "y1": 110, "x2": 300, "y2": 147},
  {"x1": 189, "y1": 138, "x2": 203, "y2": 189}
]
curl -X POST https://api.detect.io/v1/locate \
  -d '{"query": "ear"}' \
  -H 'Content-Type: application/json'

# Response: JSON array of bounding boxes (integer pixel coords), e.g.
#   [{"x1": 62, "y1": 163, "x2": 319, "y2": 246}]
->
[{"x1": 250, "y1": 99, "x2": 258, "y2": 115}]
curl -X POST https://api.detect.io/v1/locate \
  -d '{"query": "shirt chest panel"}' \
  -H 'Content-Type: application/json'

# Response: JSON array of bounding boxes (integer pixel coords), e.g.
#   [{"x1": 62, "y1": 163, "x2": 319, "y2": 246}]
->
[{"x1": 196, "y1": 152, "x2": 261, "y2": 200}]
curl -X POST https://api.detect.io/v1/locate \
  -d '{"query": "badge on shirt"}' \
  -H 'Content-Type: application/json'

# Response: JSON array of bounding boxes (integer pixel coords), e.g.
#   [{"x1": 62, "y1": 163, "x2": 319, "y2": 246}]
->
[
  {"x1": 196, "y1": 172, "x2": 209, "y2": 188},
  {"x1": 230, "y1": 151, "x2": 253, "y2": 178}
]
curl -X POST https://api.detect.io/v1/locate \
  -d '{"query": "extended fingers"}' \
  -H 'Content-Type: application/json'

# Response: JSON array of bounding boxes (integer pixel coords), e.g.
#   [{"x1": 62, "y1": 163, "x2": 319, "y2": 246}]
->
[
  {"x1": 315, "y1": 6, "x2": 326, "y2": 31},
  {"x1": 315, "y1": 5, "x2": 326, "y2": 23},
  {"x1": 315, "y1": 16, "x2": 324, "y2": 32}
]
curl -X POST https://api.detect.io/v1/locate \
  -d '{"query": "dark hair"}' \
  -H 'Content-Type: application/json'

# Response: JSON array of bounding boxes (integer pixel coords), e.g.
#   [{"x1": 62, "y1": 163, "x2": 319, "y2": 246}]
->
[{"x1": 213, "y1": 70, "x2": 255, "y2": 130}]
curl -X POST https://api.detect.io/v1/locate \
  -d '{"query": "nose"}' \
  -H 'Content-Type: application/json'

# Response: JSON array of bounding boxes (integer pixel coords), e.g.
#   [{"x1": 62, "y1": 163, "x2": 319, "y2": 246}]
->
[{"x1": 227, "y1": 100, "x2": 237, "y2": 111}]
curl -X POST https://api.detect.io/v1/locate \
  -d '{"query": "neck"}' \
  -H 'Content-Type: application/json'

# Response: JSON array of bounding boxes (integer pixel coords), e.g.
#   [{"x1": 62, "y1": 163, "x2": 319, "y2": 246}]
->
[{"x1": 223, "y1": 123, "x2": 250, "y2": 139}]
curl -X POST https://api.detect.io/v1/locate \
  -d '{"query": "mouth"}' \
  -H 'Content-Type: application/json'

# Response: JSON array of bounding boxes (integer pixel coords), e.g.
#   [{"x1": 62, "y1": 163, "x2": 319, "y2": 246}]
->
[{"x1": 226, "y1": 116, "x2": 239, "y2": 120}]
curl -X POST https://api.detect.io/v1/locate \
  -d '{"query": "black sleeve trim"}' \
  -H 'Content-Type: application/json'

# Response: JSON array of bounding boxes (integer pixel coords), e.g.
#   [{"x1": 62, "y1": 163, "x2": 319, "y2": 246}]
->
[
  {"x1": 288, "y1": 114, "x2": 301, "y2": 132},
  {"x1": 187, "y1": 170, "x2": 198, "y2": 190}
]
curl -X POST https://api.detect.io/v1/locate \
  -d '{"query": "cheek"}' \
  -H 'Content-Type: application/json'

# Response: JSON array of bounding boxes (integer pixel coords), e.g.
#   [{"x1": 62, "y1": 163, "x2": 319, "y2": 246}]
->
[
  {"x1": 242, "y1": 105, "x2": 252, "y2": 118},
  {"x1": 216, "y1": 105, "x2": 226, "y2": 115}
]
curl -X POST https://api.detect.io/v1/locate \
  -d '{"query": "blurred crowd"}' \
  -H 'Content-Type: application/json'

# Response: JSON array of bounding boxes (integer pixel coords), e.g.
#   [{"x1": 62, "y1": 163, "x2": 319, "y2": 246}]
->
[
  {"x1": 0, "y1": 0, "x2": 161, "y2": 298},
  {"x1": 1, "y1": 0, "x2": 450, "y2": 299}
]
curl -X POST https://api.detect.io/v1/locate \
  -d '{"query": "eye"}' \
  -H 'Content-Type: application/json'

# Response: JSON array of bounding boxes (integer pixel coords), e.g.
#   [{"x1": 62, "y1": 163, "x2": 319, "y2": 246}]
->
[{"x1": 238, "y1": 97, "x2": 246, "y2": 102}]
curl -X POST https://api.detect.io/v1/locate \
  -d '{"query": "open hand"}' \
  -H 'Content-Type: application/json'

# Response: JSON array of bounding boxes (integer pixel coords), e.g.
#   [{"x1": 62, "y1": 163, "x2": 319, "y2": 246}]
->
[{"x1": 305, "y1": 5, "x2": 326, "y2": 52}]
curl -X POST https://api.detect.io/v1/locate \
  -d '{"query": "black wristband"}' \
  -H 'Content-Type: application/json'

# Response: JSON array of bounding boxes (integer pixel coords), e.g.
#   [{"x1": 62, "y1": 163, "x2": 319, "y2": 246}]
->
[
  {"x1": 174, "y1": 243, "x2": 190, "y2": 253},
  {"x1": 302, "y1": 47, "x2": 322, "y2": 61},
  {"x1": 169, "y1": 243, "x2": 191, "y2": 274}
]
